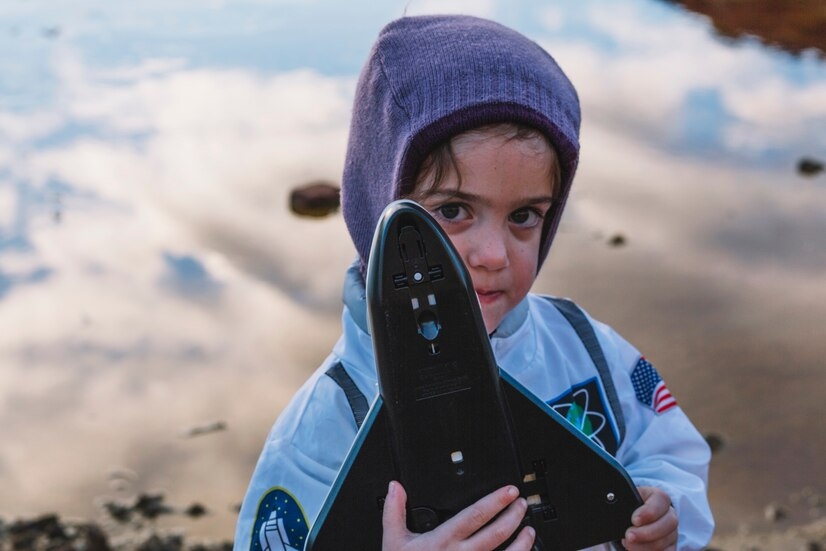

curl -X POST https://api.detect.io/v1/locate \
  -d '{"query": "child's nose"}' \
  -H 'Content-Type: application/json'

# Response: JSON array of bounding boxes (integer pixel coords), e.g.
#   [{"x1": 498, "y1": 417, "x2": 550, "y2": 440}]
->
[{"x1": 466, "y1": 227, "x2": 509, "y2": 270}]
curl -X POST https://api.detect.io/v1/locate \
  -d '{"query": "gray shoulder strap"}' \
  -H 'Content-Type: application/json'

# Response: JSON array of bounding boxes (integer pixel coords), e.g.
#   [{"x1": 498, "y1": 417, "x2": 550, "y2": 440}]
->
[
  {"x1": 547, "y1": 297, "x2": 627, "y2": 446},
  {"x1": 325, "y1": 362, "x2": 368, "y2": 429}
]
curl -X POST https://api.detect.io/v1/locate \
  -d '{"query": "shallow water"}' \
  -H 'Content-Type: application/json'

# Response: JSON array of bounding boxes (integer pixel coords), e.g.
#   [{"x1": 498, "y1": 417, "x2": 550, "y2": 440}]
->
[{"x1": 1, "y1": 0, "x2": 825, "y2": 541}]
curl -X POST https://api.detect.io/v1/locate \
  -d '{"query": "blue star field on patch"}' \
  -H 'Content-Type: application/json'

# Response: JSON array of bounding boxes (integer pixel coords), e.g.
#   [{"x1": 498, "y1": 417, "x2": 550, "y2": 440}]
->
[
  {"x1": 250, "y1": 488, "x2": 307, "y2": 551},
  {"x1": 631, "y1": 357, "x2": 677, "y2": 414}
]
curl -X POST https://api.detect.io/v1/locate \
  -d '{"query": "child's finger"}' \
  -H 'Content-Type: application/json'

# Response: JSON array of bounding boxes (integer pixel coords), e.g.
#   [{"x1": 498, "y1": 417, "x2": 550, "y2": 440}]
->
[
  {"x1": 625, "y1": 506, "x2": 678, "y2": 544},
  {"x1": 381, "y1": 481, "x2": 410, "y2": 546},
  {"x1": 632, "y1": 486, "x2": 672, "y2": 526},
  {"x1": 504, "y1": 525, "x2": 536, "y2": 551},
  {"x1": 622, "y1": 529, "x2": 677, "y2": 551},
  {"x1": 465, "y1": 495, "x2": 530, "y2": 550},
  {"x1": 438, "y1": 485, "x2": 522, "y2": 541}
]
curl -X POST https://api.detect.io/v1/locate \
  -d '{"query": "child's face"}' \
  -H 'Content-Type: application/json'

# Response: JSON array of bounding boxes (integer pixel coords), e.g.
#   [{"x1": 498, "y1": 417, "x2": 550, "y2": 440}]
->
[{"x1": 411, "y1": 131, "x2": 556, "y2": 333}]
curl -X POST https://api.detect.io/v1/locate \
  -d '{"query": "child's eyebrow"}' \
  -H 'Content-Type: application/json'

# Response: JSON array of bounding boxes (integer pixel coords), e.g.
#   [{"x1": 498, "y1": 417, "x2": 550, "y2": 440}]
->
[
  {"x1": 421, "y1": 189, "x2": 478, "y2": 201},
  {"x1": 422, "y1": 189, "x2": 556, "y2": 206}
]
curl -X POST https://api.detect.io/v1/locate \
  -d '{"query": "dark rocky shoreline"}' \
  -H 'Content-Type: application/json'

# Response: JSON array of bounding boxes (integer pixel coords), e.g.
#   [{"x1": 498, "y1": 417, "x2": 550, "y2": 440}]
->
[
  {"x1": 3, "y1": 511, "x2": 824, "y2": 551},
  {"x1": 0, "y1": 492, "x2": 232, "y2": 551},
  {"x1": 0, "y1": 513, "x2": 231, "y2": 551}
]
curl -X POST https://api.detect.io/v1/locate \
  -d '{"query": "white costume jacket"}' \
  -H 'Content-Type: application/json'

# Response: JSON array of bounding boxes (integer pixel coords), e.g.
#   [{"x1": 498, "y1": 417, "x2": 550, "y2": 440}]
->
[{"x1": 234, "y1": 266, "x2": 714, "y2": 551}]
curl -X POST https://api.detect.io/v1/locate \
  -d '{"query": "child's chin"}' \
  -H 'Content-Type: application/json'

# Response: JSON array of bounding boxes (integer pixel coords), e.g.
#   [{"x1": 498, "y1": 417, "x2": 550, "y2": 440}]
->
[{"x1": 480, "y1": 311, "x2": 501, "y2": 334}]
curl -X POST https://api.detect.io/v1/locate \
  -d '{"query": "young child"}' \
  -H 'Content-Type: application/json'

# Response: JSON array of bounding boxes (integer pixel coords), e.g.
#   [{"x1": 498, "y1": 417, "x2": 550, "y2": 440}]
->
[{"x1": 235, "y1": 15, "x2": 714, "y2": 551}]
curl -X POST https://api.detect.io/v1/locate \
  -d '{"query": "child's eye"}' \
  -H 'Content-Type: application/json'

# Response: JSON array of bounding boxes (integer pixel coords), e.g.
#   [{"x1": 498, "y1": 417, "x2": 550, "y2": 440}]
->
[
  {"x1": 509, "y1": 207, "x2": 543, "y2": 228},
  {"x1": 435, "y1": 203, "x2": 469, "y2": 222}
]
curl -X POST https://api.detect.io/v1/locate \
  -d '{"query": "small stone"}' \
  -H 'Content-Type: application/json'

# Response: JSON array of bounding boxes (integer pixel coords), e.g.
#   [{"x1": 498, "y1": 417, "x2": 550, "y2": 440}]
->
[
  {"x1": 289, "y1": 181, "x2": 340, "y2": 218},
  {"x1": 102, "y1": 500, "x2": 133, "y2": 523},
  {"x1": 184, "y1": 503, "x2": 208, "y2": 518},
  {"x1": 798, "y1": 157, "x2": 824, "y2": 177},
  {"x1": 134, "y1": 493, "x2": 174, "y2": 520},
  {"x1": 75, "y1": 522, "x2": 112, "y2": 551},
  {"x1": 607, "y1": 233, "x2": 627, "y2": 247},
  {"x1": 704, "y1": 432, "x2": 726, "y2": 454},
  {"x1": 137, "y1": 533, "x2": 184, "y2": 551},
  {"x1": 180, "y1": 421, "x2": 227, "y2": 438},
  {"x1": 764, "y1": 502, "x2": 788, "y2": 522}
]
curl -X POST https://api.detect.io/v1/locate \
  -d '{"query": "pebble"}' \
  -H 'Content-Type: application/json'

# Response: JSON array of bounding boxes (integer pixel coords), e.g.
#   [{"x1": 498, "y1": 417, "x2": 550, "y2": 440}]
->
[
  {"x1": 704, "y1": 432, "x2": 726, "y2": 453},
  {"x1": 798, "y1": 157, "x2": 824, "y2": 177},
  {"x1": 765, "y1": 502, "x2": 789, "y2": 522},
  {"x1": 184, "y1": 504, "x2": 208, "y2": 519},
  {"x1": 180, "y1": 421, "x2": 227, "y2": 438},
  {"x1": 607, "y1": 234, "x2": 627, "y2": 247},
  {"x1": 289, "y1": 181, "x2": 340, "y2": 218}
]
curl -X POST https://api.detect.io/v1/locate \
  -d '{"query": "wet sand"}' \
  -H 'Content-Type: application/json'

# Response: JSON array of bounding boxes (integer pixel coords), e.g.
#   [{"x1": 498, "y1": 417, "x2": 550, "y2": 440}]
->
[{"x1": 538, "y1": 224, "x2": 826, "y2": 545}]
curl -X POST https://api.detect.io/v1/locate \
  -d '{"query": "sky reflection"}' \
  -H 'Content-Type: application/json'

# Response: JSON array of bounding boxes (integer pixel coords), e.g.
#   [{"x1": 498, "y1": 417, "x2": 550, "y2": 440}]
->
[{"x1": 1, "y1": 0, "x2": 824, "y2": 539}]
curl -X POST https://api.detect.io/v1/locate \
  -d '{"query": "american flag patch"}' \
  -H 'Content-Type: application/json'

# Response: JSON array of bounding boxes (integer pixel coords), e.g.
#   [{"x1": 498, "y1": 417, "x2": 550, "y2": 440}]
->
[{"x1": 631, "y1": 357, "x2": 677, "y2": 414}]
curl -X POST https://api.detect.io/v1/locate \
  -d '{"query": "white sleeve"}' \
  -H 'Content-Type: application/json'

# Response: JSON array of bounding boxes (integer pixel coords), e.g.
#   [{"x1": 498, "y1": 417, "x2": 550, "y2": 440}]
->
[
  {"x1": 621, "y1": 407, "x2": 714, "y2": 550},
  {"x1": 233, "y1": 366, "x2": 359, "y2": 551},
  {"x1": 595, "y1": 322, "x2": 715, "y2": 551}
]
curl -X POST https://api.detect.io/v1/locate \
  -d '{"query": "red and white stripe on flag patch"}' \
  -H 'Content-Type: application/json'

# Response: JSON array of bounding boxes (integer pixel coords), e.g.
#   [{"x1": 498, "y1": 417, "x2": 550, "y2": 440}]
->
[
  {"x1": 631, "y1": 357, "x2": 678, "y2": 414},
  {"x1": 653, "y1": 379, "x2": 677, "y2": 413}
]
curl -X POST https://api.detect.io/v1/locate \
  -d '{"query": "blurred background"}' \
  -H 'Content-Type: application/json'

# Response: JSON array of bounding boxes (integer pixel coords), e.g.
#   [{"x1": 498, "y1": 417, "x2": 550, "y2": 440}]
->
[{"x1": 1, "y1": 0, "x2": 824, "y2": 546}]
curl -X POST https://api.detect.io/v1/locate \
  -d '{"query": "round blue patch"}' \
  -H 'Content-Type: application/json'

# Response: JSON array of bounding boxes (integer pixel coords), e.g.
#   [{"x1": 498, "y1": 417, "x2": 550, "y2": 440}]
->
[{"x1": 250, "y1": 488, "x2": 308, "y2": 551}]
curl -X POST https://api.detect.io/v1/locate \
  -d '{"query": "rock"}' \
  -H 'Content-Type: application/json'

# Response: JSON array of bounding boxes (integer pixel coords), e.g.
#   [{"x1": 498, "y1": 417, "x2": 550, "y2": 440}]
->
[
  {"x1": 9, "y1": 514, "x2": 66, "y2": 548},
  {"x1": 705, "y1": 432, "x2": 726, "y2": 453},
  {"x1": 189, "y1": 544, "x2": 232, "y2": 551},
  {"x1": 134, "y1": 493, "x2": 175, "y2": 520},
  {"x1": 798, "y1": 158, "x2": 824, "y2": 177},
  {"x1": 607, "y1": 234, "x2": 627, "y2": 247},
  {"x1": 77, "y1": 523, "x2": 111, "y2": 551},
  {"x1": 5, "y1": 514, "x2": 111, "y2": 551},
  {"x1": 184, "y1": 504, "x2": 208, "y2": 519},
  {"x1": 765, "y1": 502, "x2": 789, "y2": 522},
  {"x1": 136, "y1": 533, "x2": 184, "y2": 551},
  {"x1": 289, "y1": 181, "x2": 340, "y2": 218},
  {"x1": 180, "y1": 421, "x2": 227, "y2": 439},
  {"x1": 103, "y1": 500, "x2": 134, "y2": 523}
]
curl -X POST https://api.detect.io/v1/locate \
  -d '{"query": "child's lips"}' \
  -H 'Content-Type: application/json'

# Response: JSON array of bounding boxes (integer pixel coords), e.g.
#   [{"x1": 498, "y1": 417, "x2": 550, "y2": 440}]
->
[{"x1": 475, "y1": 289, "x2": 503, "y2": 304}]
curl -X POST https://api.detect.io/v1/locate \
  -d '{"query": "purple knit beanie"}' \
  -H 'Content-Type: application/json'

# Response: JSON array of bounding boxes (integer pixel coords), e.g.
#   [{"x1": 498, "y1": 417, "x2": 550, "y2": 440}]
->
[{"x1": 341, "y1": 15, "x2": 581, "y2": 272}]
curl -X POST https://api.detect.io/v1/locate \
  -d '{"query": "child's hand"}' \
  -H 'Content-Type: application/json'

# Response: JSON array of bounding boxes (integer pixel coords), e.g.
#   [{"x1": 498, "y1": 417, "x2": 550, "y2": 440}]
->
[
  {"x1": 381, "y1": 480, "x2": 535, "y2": 551},
  {"x1": 622, "y1": 486, "x2": 678, "y2": 550}
]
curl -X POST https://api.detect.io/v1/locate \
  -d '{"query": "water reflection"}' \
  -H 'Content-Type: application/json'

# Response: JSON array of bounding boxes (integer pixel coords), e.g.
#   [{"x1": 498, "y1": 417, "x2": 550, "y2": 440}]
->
[{"x1": 0, "y1": 0, "x2": 824, "y2": 539}]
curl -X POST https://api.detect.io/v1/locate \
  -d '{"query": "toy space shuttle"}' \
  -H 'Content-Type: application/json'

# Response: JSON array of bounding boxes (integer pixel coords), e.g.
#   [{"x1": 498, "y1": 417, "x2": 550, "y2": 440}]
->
[{"x1": 305, "y1": 200, "x2": 641, "y2": 550}]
